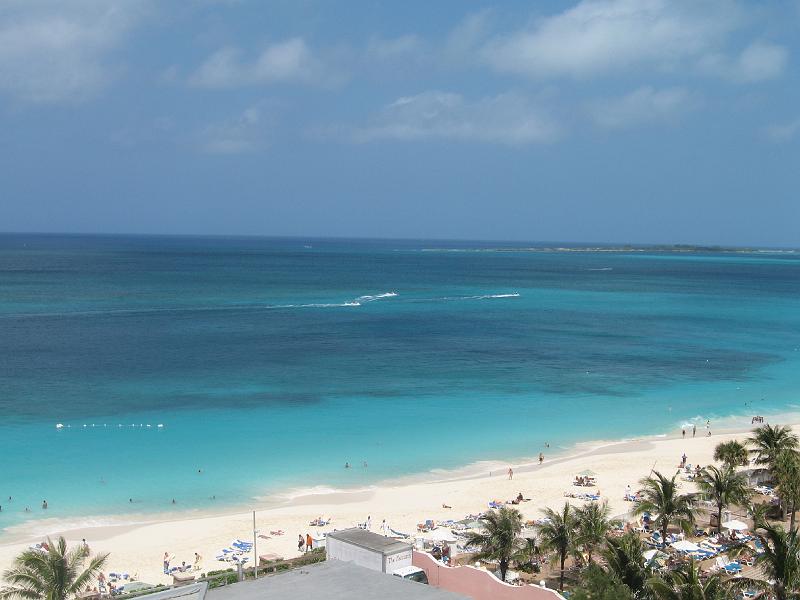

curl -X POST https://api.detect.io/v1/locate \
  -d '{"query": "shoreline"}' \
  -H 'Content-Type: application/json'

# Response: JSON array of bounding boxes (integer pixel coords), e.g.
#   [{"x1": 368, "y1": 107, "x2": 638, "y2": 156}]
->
[
  {"x1": 3, "y1": 406, "x2": 797, "y2": 546},
  {"x1": 1, "y1": 409, "x2": 797, "y2": 585}
]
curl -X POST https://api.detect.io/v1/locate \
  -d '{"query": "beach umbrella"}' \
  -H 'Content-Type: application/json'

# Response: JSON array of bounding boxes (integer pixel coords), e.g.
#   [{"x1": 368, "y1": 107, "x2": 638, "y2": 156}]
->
[
  {"x1": 577, "y1": 469, "x2": 598, "y2": 477},
  {"x1": 423, "y1": 528, "x2": 458, "y2": 543},
  {"x1": 722, "y1": 519, "x2": 748, "y2": 531},
  {"x1": 671, "y1": 540, "x2": 701, "y2": 552}
]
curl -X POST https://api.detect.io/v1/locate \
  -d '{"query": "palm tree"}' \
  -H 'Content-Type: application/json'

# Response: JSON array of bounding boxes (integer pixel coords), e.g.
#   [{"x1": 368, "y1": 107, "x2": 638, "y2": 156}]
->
[
  {"x1": 695, "y1": 465, "x2": 750, "y2": 533},
  {"x1": 713, "y1": 440, "x2": 749, "y2": 469},
  {"x1": 731, "y1": 523, "x2": 800, "y2": 600},
  {"x1": 537, "y1": 502, "x2": 578, "y2": 592},
  {"x1": 647, "y1": 560, "x2": 728, "y2": 600},
  {"x1": 575, "y1": 500, "x2": 618, "y2": 564},
  {"x1": 464, "y1": 506, "x2": 524, "y2": 582},
  {"x1": 749, "y1": 424, "x2": 798, "y2": 473},
  {"x1": 0, "y1": 537, "x2": 108, "y2": 600},
  {"x1": 775, "y1": 449, "x2": 800, "y2": 532},
  {"x1": 601, "y1": 532, "x2": 652, "y2": 598},
  {"x1": 633, "y1": 471, "x2": 697, "y2": 543}
]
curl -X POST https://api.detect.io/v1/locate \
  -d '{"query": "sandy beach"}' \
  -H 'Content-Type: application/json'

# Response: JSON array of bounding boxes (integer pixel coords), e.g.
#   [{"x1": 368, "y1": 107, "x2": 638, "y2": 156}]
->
[{"x1": 0, "y1": 417, "x2": 793, "y2": 586}]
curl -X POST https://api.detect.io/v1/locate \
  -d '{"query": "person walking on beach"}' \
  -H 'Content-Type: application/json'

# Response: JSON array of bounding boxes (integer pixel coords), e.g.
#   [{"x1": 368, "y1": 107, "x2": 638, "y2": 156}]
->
[
  {"x1": 366, "y1": 515, "x2": 372, "y2": 530},
  {"x1": 508, "y1": 467, "x2": 513, "y2": 480},
  {"x1": 682, "y1": 428, "x2": 685, "y2": 438},
  {"x1": 163, "y1": 552, "x2": 171, "y2": 574},
  {"x1": 297, "y1": 534, "x2": 304, "y2": 552},
  {"x1": 538, "y1": 452, "x2": 544, "y2": 465},
  {"x1": 194, "y1": 553, "x2": 201, "y2": 571},
  {"x1": 305, "y1": 533, "x2": 313, "y2": 552},
  {"x1": 381, "y1": 519, "x2": 388, "y2": 536},
  {"x1": 692, "y1": 424, "x2": 696, "y2": 438}
]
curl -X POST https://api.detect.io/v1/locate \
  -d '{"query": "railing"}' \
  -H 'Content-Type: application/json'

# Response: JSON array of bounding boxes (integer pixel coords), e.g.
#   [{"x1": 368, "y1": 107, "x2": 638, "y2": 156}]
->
[{"x1": 112, "y1": 549, "x2": 326, "y2": 599}]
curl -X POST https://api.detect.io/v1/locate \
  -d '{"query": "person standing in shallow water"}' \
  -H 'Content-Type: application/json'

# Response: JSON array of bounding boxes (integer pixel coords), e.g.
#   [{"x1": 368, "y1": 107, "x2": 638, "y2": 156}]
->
[
  {"x1": 508, "y1": 467, "x2": 513, "y2": 480},
  {"x1": 692, "y1": 424, "x2": 696, "y2": 438},
  {"x1": 539, "y1": 453, "x2": 544, "y2": 465}
]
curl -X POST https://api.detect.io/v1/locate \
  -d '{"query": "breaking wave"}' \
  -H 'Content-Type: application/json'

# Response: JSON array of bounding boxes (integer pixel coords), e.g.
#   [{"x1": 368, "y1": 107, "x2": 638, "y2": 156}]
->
[{"x1": 353, "y1": 292, "x2": 398, "y2": 304}]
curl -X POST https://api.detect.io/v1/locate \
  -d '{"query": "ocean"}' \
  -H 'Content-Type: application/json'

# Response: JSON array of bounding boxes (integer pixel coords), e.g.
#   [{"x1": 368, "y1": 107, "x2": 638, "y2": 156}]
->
[{"x1": 1, "y1": 234, "x2": 799, "y2": 534}]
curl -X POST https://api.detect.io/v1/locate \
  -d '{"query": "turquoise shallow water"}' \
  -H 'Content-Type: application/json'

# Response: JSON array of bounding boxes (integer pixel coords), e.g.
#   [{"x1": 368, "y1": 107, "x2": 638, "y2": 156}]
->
[{"x1": 1, "y1": 235, "x2": 799, "y2": 533}]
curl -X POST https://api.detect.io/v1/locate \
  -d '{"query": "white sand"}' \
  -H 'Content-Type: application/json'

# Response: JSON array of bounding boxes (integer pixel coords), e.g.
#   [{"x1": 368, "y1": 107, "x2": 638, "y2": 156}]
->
[{"x1": 0, "y1": 419, "x2": 789, "y2": 585}]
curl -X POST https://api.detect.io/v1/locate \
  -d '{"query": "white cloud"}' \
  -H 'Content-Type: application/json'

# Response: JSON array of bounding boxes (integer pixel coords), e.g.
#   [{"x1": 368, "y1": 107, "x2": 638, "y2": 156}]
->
[
  {"x1": 0, "y1": 0, "x2": 147, "y2": 104},
  {"x1": 366, "y1": 34, "x2": 425, "y2": 61},
  {"x1": 698, "y1": 41, "x2": 788, "y2": 83},
  {"x1": 589, "y1": 86, "x2": 699, "y2": 129},
  {"x1": 764, "y1": 117, "x2": 800, "y2": 142},
  {"x1": 349, "y1": 91, "x2": 560, "y2": 145},
  {"x1": 479, "y1": 0, "x2": 744, "y2": 79},
  {"x1": 190, "y1": 38, "x2": 339, "y2": 88},
  {"x1": 199, "y1": 106, "x2": 267, "y2": 154},
  {"x1": 734, "y1": 41, "x2": 787, "y2": 82},
  {"x1": 444, "y1": 10, "x2": 493, "y2": 64}
]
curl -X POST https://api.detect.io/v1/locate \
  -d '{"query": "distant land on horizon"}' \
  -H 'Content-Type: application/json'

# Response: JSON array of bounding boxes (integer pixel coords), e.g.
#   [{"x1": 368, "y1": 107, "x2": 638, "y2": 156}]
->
[{"x1": 0, "y1": 231, "x2": 798, "y2": 254}]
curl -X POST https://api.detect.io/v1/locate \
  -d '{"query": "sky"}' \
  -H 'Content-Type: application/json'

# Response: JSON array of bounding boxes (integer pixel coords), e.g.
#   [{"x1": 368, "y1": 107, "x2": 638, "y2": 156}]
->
[{"x1": 1, "y1": 0, "x2": 799, "y2": 246}]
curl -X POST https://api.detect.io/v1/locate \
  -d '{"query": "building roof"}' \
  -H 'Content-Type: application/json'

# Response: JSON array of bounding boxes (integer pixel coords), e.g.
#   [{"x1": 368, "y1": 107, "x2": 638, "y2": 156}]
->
[
  {"x1": 207, "y1": 561, "x2": 467, "y2": 600},
  {"x1": 325, "y1": 527, "x2": 411, "y2": 554},
  {"x1": 133, "y1": 583, "x2": 208, "y2": 600}
]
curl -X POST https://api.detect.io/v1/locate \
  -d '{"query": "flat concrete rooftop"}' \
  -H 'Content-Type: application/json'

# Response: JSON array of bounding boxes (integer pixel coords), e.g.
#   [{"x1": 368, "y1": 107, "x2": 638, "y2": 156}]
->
[{"x1": 207, "y1": 560, "x2": 468, "y2": 600}]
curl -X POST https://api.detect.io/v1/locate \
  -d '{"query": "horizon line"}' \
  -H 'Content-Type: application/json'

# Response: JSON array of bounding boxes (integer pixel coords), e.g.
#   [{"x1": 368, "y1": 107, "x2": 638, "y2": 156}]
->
[{"x1": 0, "y1": 230, "x2": 797, "y2": 251}]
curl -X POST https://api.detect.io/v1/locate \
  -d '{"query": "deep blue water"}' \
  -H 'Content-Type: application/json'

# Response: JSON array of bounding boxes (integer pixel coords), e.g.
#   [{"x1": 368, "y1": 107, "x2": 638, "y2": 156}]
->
[{"x1": 1, "y1": 234, "x2": 799, "y2": 532}]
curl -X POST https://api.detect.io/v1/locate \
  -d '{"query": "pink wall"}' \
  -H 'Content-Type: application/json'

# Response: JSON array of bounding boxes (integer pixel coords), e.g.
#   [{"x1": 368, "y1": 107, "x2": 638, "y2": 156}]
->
[{"x1": 412, "y1": 551, "x2": 565, "y2": 600}]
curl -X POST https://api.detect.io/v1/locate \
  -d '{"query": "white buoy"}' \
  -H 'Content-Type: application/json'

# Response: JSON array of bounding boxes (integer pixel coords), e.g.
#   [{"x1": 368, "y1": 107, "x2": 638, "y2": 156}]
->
[
  {"x1": 157, "y1": 424, "x2": 164, "y2": 428},
  {"x1": 56, "y1": 423, "x2": 64, "y2": 429}
]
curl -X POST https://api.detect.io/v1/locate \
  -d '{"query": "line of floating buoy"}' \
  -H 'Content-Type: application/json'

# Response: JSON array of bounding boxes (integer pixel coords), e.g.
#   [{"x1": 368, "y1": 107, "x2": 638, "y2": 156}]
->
[{"x1": 56, "y1": 423, "x2": 164, "y2": 429}]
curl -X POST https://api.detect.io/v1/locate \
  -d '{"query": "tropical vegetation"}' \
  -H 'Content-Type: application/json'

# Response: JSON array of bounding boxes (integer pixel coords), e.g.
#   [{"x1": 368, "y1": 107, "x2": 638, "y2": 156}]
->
[
  {"x1": 647, "y1": 560, "x2": 727, "y2": 600},
  {"x1": 732, "y1": 522, "x2": 800, "y2": 600},
  {"x1": 575, "y1": 501, "x2": 618, "y2": 564},
  {"x1": 0, "y1": 537, "x2": 108, "y2": 600},
  {"x1": 463, "y1": 505, "x2": 525, "y2": 582},
  {"x1": 774, "y1": 449, "x2": 800, "y2": 532},
  {"x1": 713, "y1": 440, "x2": 749, "y2": 470},
  {"x1": 633, "y1": 471, "x2": 697, "y2": 542},
  {"x1": 695, "y1": 465, "x2": 750, "y2": 533},
  {"x1": 749, "y1": 424, "x2": 799, "y2": 473},
  {"x1": 537, "y1": 502, "x2": 579, "y2": 591}
]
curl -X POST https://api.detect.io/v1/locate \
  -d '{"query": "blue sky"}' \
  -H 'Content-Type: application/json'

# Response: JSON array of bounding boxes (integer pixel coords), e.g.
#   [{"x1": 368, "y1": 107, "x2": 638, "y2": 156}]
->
[{"x1": 1, "y1": 0, "x2": 799, "y2": 246}]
